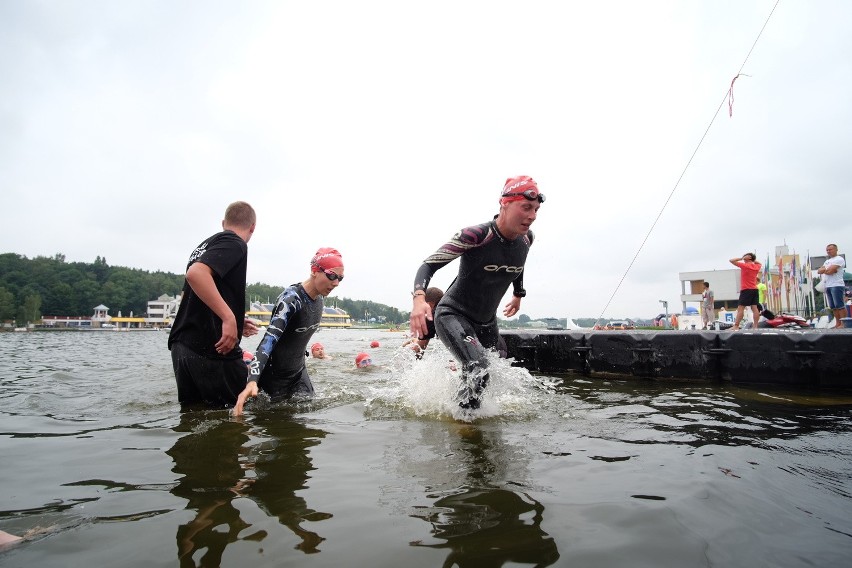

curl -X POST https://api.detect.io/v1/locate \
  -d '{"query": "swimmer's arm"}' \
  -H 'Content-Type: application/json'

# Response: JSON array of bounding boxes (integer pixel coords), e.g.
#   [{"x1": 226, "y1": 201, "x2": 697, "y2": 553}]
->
[
  {"x1": 233, "y1": 382, "x2": 258, "y2": 416},
  {"x1": 248, "y1": 289, "x2": 301, "y2": 381}
]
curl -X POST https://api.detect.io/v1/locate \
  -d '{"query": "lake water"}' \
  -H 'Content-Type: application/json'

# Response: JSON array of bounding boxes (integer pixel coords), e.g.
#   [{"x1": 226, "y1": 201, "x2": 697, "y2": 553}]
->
[{"x1": 1, "y1": 329, "x2": 851, "y2": 567}]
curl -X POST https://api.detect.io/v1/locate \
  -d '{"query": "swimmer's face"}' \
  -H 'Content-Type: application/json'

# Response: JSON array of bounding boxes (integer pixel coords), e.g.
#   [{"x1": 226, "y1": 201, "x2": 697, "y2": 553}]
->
[
  {"x1": 313, "y1": 265, "x2": 344, "y2": 296},
  {"x1": 500, "y1": 199, "x2": 540, "y2": 237},
  {"x1": 311, "y1": 346, "x2": 325, "y2": 358}
]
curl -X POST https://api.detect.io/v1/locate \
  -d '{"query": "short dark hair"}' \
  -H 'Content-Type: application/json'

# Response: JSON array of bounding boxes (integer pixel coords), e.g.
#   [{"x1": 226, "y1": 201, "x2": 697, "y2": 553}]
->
[
  {"x1": 425, "y1": 287, "x2": 444, "y2": 305},
  {"x1": 224, "y1": 201, "x2": 256, "y2": 229},
  {"x1": 744, "y1": 252, "x2": 756, "y2": 261},
  {"x1": 703, "y1": 282, "x2": 709, "y2": 288}
]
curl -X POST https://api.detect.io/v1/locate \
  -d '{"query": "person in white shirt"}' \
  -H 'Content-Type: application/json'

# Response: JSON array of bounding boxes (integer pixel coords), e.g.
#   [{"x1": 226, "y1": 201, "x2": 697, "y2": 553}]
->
[{"x1": 817, "y1": 243, "x2": 847, "y2": 328}]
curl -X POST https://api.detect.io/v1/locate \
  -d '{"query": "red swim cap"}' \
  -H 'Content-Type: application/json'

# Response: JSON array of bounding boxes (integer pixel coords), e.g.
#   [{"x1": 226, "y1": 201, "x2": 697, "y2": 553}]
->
[
  {"x1": 311, "y1": 247, "x2": 344, "y2": 272},
  {"x1": 500, "y1": 176, "x2": 539, "y2": 205},
  {"x1": 355, "y1": 352, "x2": 372, "y2": 368},
  {"x1": 310, "y1": 342, "x2": 323, "y2": 352},
  {"x1": 370, "y1": 340, "x2": 380, "y2": 348}
]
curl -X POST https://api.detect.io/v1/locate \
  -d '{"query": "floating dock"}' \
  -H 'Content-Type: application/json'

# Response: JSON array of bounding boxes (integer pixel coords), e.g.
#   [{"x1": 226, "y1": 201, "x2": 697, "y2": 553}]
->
[{"x1": 501, "y1": 329, "x2": 852, "y2": 388}]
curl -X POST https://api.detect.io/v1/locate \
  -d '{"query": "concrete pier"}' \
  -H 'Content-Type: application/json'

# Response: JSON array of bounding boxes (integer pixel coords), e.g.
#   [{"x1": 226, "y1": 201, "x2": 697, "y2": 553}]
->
[{"x1": 500, "y1": 329, "x2": 852, "y2": 388}]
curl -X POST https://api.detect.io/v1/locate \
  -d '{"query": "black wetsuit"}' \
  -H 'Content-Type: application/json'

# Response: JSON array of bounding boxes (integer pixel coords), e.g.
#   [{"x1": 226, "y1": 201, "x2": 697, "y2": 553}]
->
[
  {"x1": 248, "y1": 283, "x2": 324, "y2": 400},
  {"x1": 413, "y1": 218, "x2": 533, "y2": 408},
  {"x1": 168, "y1": 230, "x2": 248, "y2": 407}
]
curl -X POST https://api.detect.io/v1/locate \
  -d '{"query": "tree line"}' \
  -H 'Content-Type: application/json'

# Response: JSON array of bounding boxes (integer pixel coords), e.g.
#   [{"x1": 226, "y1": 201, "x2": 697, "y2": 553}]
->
[{"x1": 0, "y1": 253, "x2": 409, "y2": 327}]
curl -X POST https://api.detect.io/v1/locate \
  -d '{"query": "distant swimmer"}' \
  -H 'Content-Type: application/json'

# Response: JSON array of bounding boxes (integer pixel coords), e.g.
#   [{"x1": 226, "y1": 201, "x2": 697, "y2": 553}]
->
[
  {"x1": 168, "y1": 201, "x2": 260, "y2": 409},
  {"x1": 310, "y1": 342, "x2": 332, "y2": 359},
  {"x1": 409, "y1": 176, "x2": 543, "y2": 410},
  {"x1": 233, "y1": 248, "x2": 345, "y2": 416},
  {"x1": 355, "y1": 352, "x2": 373, "y2": 368}
]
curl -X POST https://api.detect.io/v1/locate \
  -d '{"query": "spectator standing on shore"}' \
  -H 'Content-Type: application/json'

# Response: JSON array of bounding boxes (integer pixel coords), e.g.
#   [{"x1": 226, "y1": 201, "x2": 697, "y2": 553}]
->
[
  {"x1": 168, "y1": 201, "x2": 259, "y2": 409},
  {"x1": 817, "y1": 243, "x2": 846, "y2": 328},
  {"x1": 756, "y1": 274, "x2": 768, "y2": 310},
  {"x1": 729, "y1": 253, "x2": 762, "y2": 331},
  {"x1": 701, "y1": 282, "x2": 714, "y2": 330},
  {"x1": 409, "y1": 175, "x2": 542, "y2": 410}
]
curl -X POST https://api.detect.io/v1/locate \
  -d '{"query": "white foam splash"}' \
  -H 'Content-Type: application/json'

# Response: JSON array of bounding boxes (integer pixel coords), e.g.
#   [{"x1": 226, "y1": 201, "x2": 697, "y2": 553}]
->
[{"x1": 364, "y1": 343, "x2": 553, "y2": 422}]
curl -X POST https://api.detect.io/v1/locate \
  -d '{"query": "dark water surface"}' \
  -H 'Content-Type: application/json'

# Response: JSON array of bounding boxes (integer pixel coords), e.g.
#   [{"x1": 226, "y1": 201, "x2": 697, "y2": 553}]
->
[{"x1": 1, "y1": 330, "x2": 851, "y2": 567}]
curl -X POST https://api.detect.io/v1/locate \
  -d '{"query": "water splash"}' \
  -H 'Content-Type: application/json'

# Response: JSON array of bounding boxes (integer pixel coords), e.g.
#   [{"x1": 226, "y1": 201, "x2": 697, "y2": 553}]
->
[{"x1": 364, "y1": 343, "x2": 555, "y2": 422}]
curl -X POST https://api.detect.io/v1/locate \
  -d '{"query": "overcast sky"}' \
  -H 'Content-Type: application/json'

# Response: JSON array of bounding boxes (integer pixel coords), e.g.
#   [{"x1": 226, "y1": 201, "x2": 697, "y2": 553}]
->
[{"x1": 2, "y1": 0, "x2": 850, "y2": 320}]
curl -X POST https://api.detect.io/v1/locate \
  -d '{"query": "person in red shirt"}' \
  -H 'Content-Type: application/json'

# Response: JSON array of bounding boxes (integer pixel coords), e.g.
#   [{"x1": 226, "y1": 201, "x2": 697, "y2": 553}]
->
[{"x1": 729, "y1": 253, "x2": 762, "y2": 331}]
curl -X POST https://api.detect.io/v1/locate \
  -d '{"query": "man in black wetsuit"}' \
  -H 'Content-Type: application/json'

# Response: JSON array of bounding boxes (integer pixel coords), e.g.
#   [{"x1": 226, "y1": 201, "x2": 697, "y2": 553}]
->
[
  {"x1": 410, "y1": 176, "x2": 543, "y2": 409},
  {"x1": 168, "y1": 201, "x2": 260, "y2": 408},
  {"x1": 233, "y1": 247, "x2": 345, "y2": 415}
]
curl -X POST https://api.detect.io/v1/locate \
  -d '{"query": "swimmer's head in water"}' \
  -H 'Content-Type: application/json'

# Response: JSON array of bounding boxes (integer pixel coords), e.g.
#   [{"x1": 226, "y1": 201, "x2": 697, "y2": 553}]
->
[{"x1": 355, "y1": 352, "x2": 372, "y2": 368}]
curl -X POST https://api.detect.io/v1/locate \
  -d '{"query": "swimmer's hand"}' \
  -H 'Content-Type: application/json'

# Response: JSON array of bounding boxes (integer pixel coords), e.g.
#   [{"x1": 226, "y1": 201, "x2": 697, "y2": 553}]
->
[
  {"x1": 233, "y1": 381, "x2": 258, "y2": 416},
  {"x1": 243, "y1": 318, "x2": 260, "y2": 337},
  {"x1": 503, "y1": 295, "x2": 522, "y2": 318},
  {"x1": 410, "y1": 295, "x2": 432, "y2": 339}
]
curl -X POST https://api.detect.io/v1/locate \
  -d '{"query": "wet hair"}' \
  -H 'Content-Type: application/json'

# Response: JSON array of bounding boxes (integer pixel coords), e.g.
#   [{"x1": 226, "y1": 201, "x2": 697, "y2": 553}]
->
[
  {"x1": 744, "y1": 253, "x2": 756, "y2": 262},
  {"x1": 224, "y1": 201, "x2": 256, "y2": 229},
  {"x1": 424, "y1": 287, "x2": 444, "y2": 305}
]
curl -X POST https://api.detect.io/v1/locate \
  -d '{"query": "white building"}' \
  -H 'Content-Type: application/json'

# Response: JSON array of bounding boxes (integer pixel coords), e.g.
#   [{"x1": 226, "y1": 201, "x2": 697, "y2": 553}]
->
[
  {"x1": 678, "y1": 269, "x2": 740, "y2": 313},
  {"x1": 147, "y1": 294, "x2": 181, "y2": 325}
]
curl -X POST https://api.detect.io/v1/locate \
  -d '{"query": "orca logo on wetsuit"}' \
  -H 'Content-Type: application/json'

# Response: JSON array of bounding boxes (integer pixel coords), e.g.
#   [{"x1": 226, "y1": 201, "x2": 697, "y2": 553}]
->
[
  {"x1": 294, "y1": 323, "x2": 321, "y2": 333},
  {"x1": 483, "y1": 265, "x2": 524, "y2": 273}
]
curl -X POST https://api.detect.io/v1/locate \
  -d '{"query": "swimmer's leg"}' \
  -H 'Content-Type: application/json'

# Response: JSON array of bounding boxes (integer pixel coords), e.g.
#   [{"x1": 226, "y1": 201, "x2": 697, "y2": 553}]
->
[{"x1": 434, "y1": 308, "x2": 493, "y2": 409}]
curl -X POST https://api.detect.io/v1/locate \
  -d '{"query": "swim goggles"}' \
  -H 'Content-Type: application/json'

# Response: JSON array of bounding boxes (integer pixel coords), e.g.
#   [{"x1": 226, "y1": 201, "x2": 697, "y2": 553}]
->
[
  {"x1": 323, "y1": 270, "x2": 344, "y2": 282},
  {"x1": 357, "y1": 357, "x2": 372, "y2": 368},
  {"x1": 501, "y1": 189, "x2": 546, "y2": 203}
]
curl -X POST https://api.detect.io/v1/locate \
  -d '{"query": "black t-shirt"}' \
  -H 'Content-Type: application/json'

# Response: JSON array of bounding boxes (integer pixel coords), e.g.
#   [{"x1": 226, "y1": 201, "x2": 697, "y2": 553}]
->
[{"x1": 168, "y1": 230, "x2": 248, "y2": 358}]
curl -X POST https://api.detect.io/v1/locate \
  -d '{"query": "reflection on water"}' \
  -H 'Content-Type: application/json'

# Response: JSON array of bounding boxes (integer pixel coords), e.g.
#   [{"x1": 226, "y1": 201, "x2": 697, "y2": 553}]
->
[
  {"x1": 1, "y1": 331, "x2": 851, "y2": 567},
  {"x1": 246, "y1": 412, "x2": 332, "y2": 552},
  {"x1": 412, "y1": 488, "x2": 559, "y2": 568},
  {"x1": 408, "y1": 424, "x2": 559, "y2": 567},
  {"x1": 168, "y1": 409, "x2": 332, "y2": 564}
]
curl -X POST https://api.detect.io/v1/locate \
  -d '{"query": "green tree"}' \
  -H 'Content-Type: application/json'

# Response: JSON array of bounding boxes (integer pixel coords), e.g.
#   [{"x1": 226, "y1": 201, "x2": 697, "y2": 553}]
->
[
  {"x1": 17, "y1": 292, "x2": 42, "y2": 326},
  {"x1": 0, "y1": 286, "x2": 15, "y2": 321}
]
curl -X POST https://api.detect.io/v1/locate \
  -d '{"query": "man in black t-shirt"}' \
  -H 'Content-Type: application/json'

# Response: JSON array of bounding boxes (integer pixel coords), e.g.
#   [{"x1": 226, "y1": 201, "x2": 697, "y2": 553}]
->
[{"x1": 168, "y1": 201, "x2": 259, "y2": 408}]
